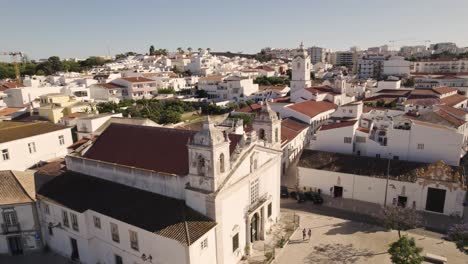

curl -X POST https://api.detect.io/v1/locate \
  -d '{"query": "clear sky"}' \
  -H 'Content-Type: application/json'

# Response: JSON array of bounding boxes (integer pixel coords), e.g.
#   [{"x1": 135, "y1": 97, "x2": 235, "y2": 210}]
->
[{"x1": 1, "y1": 0, "x2": 468, "y2": 60}]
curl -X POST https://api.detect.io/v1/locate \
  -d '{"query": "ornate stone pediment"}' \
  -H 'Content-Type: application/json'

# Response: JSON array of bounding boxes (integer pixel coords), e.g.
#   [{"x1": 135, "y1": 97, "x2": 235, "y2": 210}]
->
[{"x1": 415, "y1": 160, "x2": 465, "y2": 191}]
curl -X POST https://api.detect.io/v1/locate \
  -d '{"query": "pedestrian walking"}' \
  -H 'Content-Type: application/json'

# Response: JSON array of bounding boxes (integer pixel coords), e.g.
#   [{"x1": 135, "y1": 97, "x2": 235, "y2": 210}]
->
[
  {"x1": 308, "y1": 229, "x2": 312, "y2": 240},
  {"x1": 302, "y1": 228, "x2": 306, "y2": 240}
]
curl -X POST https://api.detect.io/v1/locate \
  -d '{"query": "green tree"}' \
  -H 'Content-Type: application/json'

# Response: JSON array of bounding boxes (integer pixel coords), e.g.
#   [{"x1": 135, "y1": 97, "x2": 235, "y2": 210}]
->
[
  {"x1": 448, "y1": 223, "x2": 468, "y2": 253},
  {"x1": 187, "y1": 47, "x2": 193, "y2": 54},
  {"x1": 157, "y1": 88, "x2": 176, "y2": 94},
  {"x1": 378, "y1": 206, "x2": 421, "y2": 238},
  {"x1": 388, "y1": 236, "x2": 423, "y2": 264},
  {"x1": 196, "y1": 89, "x2": 209, "y2": 98},
  {"x1": 149, "y1": 45, "x2": 155, "y2": 55},
  {"x1": 233, "y1": 113, "x2": 255, "y2": 126},
  {"x1": 177, "y1": 47, "x2": 184, "y2": 54},
  {"x1": 48, "y1": 56, "x2": 62, "y2": 73},
  {"x1": 403, "y1": 78, "x2": 415, "y2": 87}
]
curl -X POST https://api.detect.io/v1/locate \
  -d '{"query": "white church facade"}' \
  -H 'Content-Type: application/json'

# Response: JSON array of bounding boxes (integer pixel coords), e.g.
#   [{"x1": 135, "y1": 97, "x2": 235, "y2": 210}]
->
[{"x1": 37, "y1": 105, "x2": 282, "y2": 264}]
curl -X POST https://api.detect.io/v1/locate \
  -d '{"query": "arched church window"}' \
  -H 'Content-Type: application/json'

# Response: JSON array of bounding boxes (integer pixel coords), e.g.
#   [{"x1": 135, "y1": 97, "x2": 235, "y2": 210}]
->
[
  {"x1": 219, "y1": 153, "x2": 225, "y2": 173},
  {"x1": 275, "y1": 128, "x2": 279, "y2": 143},
  {"x1": 197, "y1": 155, "x2": 205, "y2": 176},
  {"x1": 259, "y1": 129, "x2": 266, "y2": 140}
]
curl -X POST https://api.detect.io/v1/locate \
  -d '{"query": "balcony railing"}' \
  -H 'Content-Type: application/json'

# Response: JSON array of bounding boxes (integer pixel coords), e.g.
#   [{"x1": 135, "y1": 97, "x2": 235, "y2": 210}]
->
[{"x1": 1, "y1": 223, "x2": 21, "y2": 234}]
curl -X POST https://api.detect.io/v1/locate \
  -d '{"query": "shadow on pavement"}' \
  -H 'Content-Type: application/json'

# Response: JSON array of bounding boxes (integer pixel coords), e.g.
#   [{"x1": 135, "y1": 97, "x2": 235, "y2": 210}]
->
[{"x1": 303, "y1": 243, "x2": 385, "y2": 264}]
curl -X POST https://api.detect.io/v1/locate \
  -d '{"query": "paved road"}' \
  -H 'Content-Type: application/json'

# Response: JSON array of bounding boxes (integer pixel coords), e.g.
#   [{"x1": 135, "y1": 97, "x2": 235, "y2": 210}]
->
[
  {"x1": 0, "y1": 252, "x2": 68, "y2": 264},
  {"x1": 275, "y1": 200, "x2": 467, "y2": 264}
]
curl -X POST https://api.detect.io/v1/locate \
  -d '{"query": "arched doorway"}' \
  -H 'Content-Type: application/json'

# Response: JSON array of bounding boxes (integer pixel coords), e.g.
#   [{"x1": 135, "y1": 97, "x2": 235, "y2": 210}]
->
[{"x1": 250, "y1": 213, "x2": 259, "y2": 242}]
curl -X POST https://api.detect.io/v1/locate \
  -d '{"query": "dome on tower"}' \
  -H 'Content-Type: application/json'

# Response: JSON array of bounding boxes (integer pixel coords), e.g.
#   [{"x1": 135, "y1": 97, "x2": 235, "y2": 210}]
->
[
  {"x1": 294, "y1": 42, "x2": 308, "y2": 59},
  {"x1": 192, "y1": 116, "x2": 227, "y2": 146}
]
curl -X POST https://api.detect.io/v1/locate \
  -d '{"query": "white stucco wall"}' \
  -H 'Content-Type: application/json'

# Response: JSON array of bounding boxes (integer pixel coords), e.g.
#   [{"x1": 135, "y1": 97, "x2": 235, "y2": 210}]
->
[
  {"x1": 298, "y1": 167, "x2": 465, "y2": 216},
  {"x1": 0, "y1": 128, "x2": 73, "y2": 171}
]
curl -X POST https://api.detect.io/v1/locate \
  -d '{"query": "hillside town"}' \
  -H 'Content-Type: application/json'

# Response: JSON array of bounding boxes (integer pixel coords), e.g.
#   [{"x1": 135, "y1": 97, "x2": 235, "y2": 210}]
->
[{"x1": 2, "y1": 8, "x2": 468, "y2": 260}]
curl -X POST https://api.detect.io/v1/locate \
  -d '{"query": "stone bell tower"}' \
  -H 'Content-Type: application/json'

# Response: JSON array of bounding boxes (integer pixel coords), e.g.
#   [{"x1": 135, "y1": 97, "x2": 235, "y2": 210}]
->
[
  {"x1": 291, "y1": 42, "x2": 312, "y2": 103},
  {"x1": 252, "y1": 102, "x2": 282, "y2": 149},
  {"x1": 187, "y1": 116, "x2": 231, "y2": 192}
]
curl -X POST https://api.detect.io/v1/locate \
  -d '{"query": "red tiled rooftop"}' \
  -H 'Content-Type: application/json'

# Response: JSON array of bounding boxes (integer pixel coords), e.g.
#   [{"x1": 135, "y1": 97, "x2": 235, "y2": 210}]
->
[
  {"x1": 287, "y1": 101, "x2": 337, "y2": 118},
  {"x1": 440, "y1": 94, "x2": 467, "y2": 106},
  {"x1": 281, "y1": 119, "x2": 308, "y2": 143},
  {"x1": 119, "y1": 77, "x2": 155, "y2": 83},
  {"x1": 84, "y1": 123, "x2": 241, "y2": 175},
  {"x1": 98, "y1": 83, "x2": 125, "y2": 89},
  {"x1": 357, "y1": 127, "x2": 370, "y2": 133},
  {"x1": 434, "y1": 110, "x2": 466, "y2": 127},
  {"x1": 438, "y1": 105, "x2": 467, "y2": 118},
  {"x1": 305, "y1": 86, "x2": 339, "y2": 95},
  {"x1": 237, "y1": 103, "x2": 262, "y2": 113},
  {"x1": 1, "y1": 81, "x2": 24, "y2": 89},
  {"x1": 433, "y1": 86, "x2": 458, "y2": 95}
]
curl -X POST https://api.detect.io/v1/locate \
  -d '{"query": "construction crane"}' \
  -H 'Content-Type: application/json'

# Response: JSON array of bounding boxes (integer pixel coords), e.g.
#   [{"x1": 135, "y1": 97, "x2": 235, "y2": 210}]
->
[{"x1": 0, "y1": 51, "x2": 24, "y2": 84}]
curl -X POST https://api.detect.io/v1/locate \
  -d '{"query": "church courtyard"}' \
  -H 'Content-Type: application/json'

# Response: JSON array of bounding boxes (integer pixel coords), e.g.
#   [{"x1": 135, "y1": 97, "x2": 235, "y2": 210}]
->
[{"x1": 275, "y1": 199, "x2": 467, "y2": 264}]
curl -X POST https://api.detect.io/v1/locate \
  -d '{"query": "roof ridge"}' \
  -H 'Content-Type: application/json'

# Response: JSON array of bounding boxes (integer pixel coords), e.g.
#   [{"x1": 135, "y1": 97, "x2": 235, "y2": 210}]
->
[{"x1": 10, "y1": 171, "x2": 35, "y2": 203}]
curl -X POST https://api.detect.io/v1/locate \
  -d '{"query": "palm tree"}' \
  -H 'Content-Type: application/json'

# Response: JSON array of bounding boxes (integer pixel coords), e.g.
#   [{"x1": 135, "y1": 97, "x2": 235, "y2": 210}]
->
[
  {"x1": 198, "y1": 48, "x2": 202, "y2": 53},
  {"x1": 207, "y1": 48, "x2": 211, "y2": 53},
  {"x1": 187, "y1": 47, "x2": 193, "y2": 54},
  {"x1": 177, "y1": 47, "x2": 184, "y2": 54}
]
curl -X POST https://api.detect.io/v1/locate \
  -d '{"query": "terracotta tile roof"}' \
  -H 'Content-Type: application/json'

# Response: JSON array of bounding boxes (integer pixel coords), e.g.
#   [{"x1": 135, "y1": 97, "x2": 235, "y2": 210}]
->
[
  {"x1": 119, "y1": 77, "x2": 155, "y2": 83},
  {"x1": 320, "y1": 120, "x2": 357, "y2": 131},
  {"x1": 281, "y1": 119, "x2": 308, "y2": 143},
  {"x1": 410, "y1": 89, "x2": 438, "y2": 96},
  {"x1": 0, "y1": 107, "x2": 24, "y2": 117},
  {"x1": 287, "y1": 101, "x2": 337, "y2": 118},
  {"x1": 433, "y1": 86, "x2": 458, "y2": 95},
  {"x1": 440, "y1": 94, "x2": 467, "y2": 106},
  {"x1": 97, "y1": 83, "x2": 125, "y2": 89},
  {"x1": 363, "y1": 96, "x2": 398, "y2": 104},
  {"x1": 256, "y1": 66, "x2": 275, "y2": 72},
  {"x1": 305, "y1": 85, "x2": 339, "y2": 95},
  {"x1": 0, "y1": 170, "x2": 34, "y2": 205},
  {"x1": 38, "y1": 171, "x2": 216, "y2": 245},
  {"x1": 357, "y1": 127, "x2": 370, "y2": 133},
  {"x1": 403, "y1": 97, "x2": 441, "y2": 106},
  {"x1": 273, "y1": 97, "x2": 290, "y2": 103},
  {"x1": 438, "y1": 105, "x2": 467, "y2": 118},
  {"x1": 237, "y1": 103, "x2": 262, "y2": 113},
  {"x1": 376, "y1": 89, "x2": 411, "y2": 96},
  {"x1": 0, "y1": 121, "x2": 70, "y2": 144},
  {"x1": 434, "y1": 110, "x2": 466, "y2": 127},
  {"x1": 1, "y1": 81, "x2": 24, "y2": 89},
  {"x1": 67, "y1": 137, "x2": 92, "y2": 151},
  {"x1": 84, "y1": 123, "x2": 241, "y2": 175}
]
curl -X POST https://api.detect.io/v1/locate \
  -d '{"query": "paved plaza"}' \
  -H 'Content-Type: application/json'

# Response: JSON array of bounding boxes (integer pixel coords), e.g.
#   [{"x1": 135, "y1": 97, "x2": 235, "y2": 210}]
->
[{"x1": 275, "y1": 200, "x2": 467, "y2": 264}]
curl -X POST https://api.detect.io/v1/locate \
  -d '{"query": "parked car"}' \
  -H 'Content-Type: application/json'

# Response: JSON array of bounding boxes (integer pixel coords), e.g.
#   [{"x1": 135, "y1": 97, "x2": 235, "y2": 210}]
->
[
  {"x1": 305, "y1": 191, "x2": 324, "y2": 204},
  {"x1": 280, "y1": 186, "x2": 289, "y2": 198},
  {"x1": 297, "y1": 192, "x2": 306, "y2": 203},
  {"x1": 289, "y1": 191, "x2": 297, "y2": 200}
]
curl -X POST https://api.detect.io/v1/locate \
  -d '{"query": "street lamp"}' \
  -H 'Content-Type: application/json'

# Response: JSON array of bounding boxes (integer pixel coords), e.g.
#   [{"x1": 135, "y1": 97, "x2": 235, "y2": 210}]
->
[{"x1": 383, "y1": 153, "x2": 391, "y2": 207}]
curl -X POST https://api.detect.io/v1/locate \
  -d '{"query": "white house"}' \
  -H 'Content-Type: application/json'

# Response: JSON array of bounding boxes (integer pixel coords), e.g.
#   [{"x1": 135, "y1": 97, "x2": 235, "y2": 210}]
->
[
  {"x1": 110, "y1": 77, "x2": 157, "y2": 100},
  {"x1": 0, "y1": 121, "x2": 73, "y2": 171},
  {"x1": 75, "y1": 113, "x2": 123, "y2": 140},
  {"x1": 0, "y1": 170, "x2": 42, "y2": 256},
  {"x1": 38, "y1": 104, "x2": 282, "y2": 264},
  {"x1": 310, "y1": 108, "x2": 466, "y2": 166},
  {"x1": 280, "y1": 118, "x2": 310, "y2": 175},
  {"x1": 297, "y1": 150, "x2": 466, "y2": 217},
  {"x1": 277, "y1": 100, "x2": 337, "y2": 130}
]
